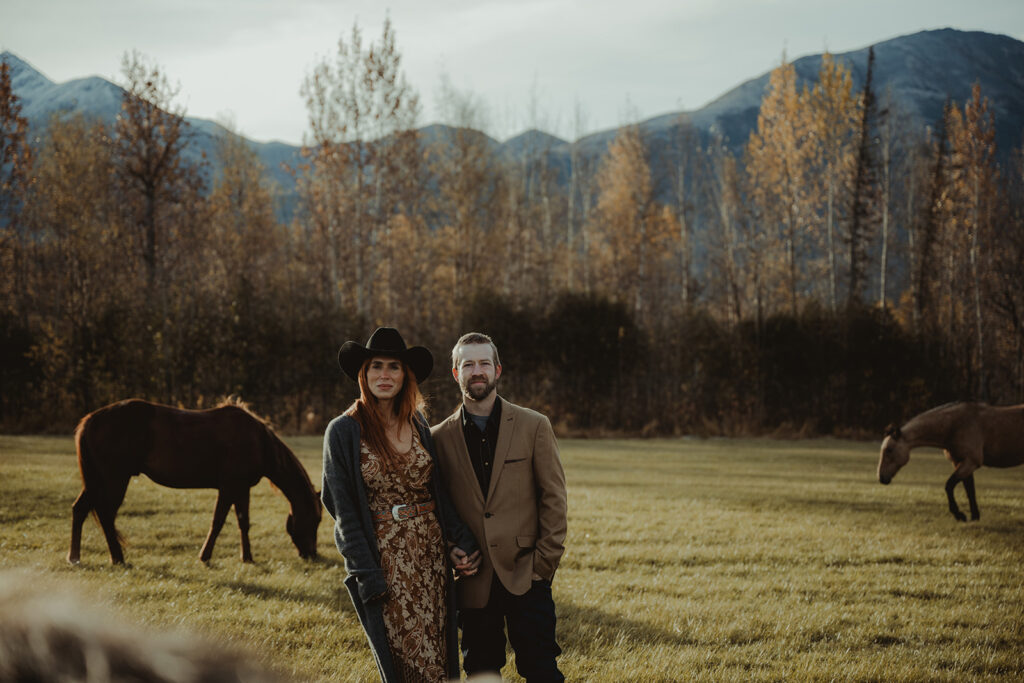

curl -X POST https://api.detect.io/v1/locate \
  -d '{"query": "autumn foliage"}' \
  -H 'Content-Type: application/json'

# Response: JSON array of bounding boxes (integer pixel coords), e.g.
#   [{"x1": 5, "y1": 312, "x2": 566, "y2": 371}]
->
[{"x1": 1, "y1": 33, "x2": 1022, "y2": 436}]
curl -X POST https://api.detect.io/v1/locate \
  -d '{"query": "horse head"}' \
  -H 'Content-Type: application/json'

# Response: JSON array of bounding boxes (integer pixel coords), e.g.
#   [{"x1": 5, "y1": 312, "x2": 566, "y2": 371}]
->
[
  {"x1": 877, "y1": 424, "x2": 910, "y2": 485},
  {"x1": 286, "y1": 497, "x2": 322, "y2": 560}
]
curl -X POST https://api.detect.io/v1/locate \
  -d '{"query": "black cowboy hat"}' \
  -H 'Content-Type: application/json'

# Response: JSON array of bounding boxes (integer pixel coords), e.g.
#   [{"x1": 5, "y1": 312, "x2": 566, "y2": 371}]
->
[{"x1": 337, "y1": 327, "x2": 433, "y2": 384}]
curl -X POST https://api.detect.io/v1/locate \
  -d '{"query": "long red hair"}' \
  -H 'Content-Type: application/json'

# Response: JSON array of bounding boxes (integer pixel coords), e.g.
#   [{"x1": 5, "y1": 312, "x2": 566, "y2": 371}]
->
[{"x1": 345, "y1": 357, "x2": 426, "y2": 471}]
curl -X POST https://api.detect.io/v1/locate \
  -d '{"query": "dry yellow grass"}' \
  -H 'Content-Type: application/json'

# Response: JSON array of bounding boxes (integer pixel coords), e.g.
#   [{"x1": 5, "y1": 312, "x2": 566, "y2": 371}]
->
[{"x1": 1, "y1": 434, "x2": 1022, "y2": 681}]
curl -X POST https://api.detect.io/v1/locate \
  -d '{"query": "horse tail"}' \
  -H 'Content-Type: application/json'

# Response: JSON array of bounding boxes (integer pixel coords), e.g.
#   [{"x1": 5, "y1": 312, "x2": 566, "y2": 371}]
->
[
  {"x1": 74, "y1": 415, "x2": 98, "y2": 528},
  {"x1": 75, "y1": 411, "x2": 126, "y2": 548}
]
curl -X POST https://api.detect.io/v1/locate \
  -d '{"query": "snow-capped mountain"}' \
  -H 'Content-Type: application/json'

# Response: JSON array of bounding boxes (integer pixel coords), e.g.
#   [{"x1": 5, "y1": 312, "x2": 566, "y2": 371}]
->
[
  {"x1": 7, "y1": 53, "x2": 122, "y2": 124},
  {"x1": 4, "y1": 28, "x2": 1023, "y2": 218},
  {"x1": 576, "y1": 28, "x2": 1024, "y2": 163},
  {"x1": 2, "y1": 50, "x2": 301, "y2": 201}
]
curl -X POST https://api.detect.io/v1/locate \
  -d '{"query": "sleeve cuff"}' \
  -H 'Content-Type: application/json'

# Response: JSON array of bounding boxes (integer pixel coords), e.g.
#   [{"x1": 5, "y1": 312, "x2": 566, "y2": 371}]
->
[{"x1": 356, "y1": 570, "x2": 387, "y2": 603}]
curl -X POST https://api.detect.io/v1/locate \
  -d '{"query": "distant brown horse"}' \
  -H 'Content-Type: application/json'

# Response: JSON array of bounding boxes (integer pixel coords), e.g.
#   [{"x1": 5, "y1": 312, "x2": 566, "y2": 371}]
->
[
  {"x1": 877, "y1": 402, "x2": 1024, "y2": 521},
  {"x1": 68, "y1": 399, "x2": 322, "y2": 564}
]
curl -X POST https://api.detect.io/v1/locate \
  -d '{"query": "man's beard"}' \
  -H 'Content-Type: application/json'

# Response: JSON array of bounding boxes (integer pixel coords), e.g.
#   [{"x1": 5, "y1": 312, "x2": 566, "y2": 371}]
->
[{"x1": 462, "y1": 375, "x2": 497, "y2": 402}]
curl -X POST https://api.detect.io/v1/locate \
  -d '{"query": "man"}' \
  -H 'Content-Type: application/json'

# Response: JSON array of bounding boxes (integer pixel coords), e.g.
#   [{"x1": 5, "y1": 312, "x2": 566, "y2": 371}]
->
[{"x1": 431, "y1": 332, "x2": 568, "y2": 682}]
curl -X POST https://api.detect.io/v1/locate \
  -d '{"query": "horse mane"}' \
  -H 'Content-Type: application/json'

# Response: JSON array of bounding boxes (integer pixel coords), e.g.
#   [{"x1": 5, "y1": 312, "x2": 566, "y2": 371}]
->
[
  {"x1": 261, "y1": 416, "x2": 318, "y2": 503},
  {"x1": 215, "y1": 395, "x2": 271, "y2": 426},
  {"x1": 902, "y1": 401, "x2": 966, "y2": 429},
  {"x1": 928, "y1": 401, "x2": 965, "y2": 413},
  {"x1": 212, "y1": 397, "x2": 315, "y2": 500}
]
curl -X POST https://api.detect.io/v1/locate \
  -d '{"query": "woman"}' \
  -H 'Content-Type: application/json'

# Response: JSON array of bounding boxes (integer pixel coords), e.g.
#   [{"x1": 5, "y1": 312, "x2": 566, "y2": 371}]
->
[{"x1": 321, "y1": 327, "x2": 480, "y2": 683}]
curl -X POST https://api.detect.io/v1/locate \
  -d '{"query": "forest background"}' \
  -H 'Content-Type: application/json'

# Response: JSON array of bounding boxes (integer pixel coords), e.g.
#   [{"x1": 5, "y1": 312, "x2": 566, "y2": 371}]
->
[{"x1": 1, "y1": 21, "x2": 1023, "y2": 437}]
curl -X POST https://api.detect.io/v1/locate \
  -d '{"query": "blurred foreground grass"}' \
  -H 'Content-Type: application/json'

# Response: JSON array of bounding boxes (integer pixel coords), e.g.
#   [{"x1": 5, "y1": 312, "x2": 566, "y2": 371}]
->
[{"x1": 1, "y1": 434, "x2": 1022, "y2": 681}]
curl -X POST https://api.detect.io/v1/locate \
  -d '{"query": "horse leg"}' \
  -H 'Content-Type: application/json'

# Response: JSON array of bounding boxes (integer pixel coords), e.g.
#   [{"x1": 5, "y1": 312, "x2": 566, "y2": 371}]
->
[
  {"x1": 200, "y1": 490, "x2": 233, "y2": 562},
  {"x1": 234, "y1": 490, "x2": 254, "y2": 563},
  {"x1": 95, "y1": 477, "x2": 131, "y2": 564},
  {"x1": 963, "y1": 474, "x2": 980, "y2": 521},
  {"x1": 68, "y1": 488, "x2": 91, "y2": 564},
  {"x1": 944, "y1": 473, "x2": 968, "y2": 522}
]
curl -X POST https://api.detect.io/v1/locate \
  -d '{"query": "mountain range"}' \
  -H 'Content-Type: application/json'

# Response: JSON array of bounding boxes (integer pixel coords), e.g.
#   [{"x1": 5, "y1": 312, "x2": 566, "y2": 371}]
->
[{"x1": 4, "y1": 28, "x2": 1024, "y2": 219}]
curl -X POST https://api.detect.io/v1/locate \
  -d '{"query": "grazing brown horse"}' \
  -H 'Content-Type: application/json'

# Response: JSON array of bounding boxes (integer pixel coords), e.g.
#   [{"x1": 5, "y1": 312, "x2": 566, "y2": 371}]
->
[
  {"x1": 877, "y1": 402, "x2": 1024, "y2": 521},
  {"x1": 68, "y1": 398, "x2": 322, "y2": 564}
]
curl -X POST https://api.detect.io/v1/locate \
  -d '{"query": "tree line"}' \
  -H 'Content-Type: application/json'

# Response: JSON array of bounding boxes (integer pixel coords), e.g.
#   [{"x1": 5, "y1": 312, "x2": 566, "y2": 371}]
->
[{"x1": 2, "y1": 23, "x2": 1023, "y2": 436}]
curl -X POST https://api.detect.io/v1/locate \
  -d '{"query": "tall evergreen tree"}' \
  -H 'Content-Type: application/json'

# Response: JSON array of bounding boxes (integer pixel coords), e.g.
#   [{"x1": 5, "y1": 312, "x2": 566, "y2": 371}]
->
[
  {"x1": 847, "y1": 46, "x2": 881, "y2": 308},
  {"x1": 914, "y1": 102, "x2": 952, "y2": 333},
  {"x1": 0, "y1": 58, "x2": 33, "y2": 322},
  {"x1": 0, "y1": 59, "x2": 31, "y2": 232}
]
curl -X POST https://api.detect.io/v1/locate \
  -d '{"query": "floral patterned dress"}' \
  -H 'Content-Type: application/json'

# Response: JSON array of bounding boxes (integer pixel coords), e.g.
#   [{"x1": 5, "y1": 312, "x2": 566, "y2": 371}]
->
[{"x1": 360, "y1": 430, "x2": 448, "y2": 683}]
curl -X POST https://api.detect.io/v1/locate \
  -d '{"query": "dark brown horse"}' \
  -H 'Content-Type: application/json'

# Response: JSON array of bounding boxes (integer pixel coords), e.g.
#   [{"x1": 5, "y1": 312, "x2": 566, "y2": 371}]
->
[
  {"x1": 877, "y1": 402, "x2": 1024, "y2": 521},
  {"x1": 68, "y1": 398, "x2": 322, "y2": 564}
]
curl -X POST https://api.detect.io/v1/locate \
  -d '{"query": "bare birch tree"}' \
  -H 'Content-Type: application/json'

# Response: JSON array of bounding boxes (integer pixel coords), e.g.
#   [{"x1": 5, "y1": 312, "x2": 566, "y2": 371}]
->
[{"x1": 301, "y1": 17, "x2": 420, "y2": 319}]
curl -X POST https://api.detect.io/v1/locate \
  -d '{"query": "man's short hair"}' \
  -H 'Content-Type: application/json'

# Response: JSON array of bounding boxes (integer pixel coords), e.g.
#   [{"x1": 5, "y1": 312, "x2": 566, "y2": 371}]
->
[{"x1": 452, "y1": 332, "x2": 501, "y2": 368}]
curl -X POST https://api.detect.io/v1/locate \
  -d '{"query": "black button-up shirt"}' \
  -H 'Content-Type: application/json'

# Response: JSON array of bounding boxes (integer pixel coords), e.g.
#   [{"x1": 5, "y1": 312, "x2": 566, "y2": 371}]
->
[{"x1": 460, "y1": 399, "x2": 502, "y2": 497}]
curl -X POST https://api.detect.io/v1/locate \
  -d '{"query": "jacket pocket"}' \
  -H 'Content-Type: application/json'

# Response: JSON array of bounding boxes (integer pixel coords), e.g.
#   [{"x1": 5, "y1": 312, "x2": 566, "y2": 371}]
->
[{"x1": 516, "y1": 535, "x2": 536, "y2": 548}]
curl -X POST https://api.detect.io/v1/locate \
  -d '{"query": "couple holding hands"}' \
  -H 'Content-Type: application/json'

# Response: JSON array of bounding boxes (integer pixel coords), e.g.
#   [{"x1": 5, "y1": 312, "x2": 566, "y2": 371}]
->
[{"x1": 321, "y1": 328, "x2": 568, "y2": 683}]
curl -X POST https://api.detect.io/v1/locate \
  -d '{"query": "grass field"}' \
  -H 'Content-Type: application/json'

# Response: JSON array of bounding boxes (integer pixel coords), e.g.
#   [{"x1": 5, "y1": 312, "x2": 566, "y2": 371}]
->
[{"x1": 1, "y1": 433, "x2": 1023, "y2": 681}]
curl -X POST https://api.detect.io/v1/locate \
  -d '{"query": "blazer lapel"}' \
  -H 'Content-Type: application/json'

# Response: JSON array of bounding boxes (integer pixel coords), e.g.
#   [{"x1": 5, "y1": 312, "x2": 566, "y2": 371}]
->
[
  {"x1": 443, "y1": 407, "x2": 486, "y2": 507},
  {"x1": 486, "y1": 398, "x2": 516, "y2": 501}
]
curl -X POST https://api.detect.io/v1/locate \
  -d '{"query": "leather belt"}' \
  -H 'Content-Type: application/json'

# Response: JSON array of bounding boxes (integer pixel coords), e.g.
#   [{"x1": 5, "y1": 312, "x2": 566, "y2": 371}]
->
[{"x1": 374, "y1": 501, "x2": 435, "y2": 522}]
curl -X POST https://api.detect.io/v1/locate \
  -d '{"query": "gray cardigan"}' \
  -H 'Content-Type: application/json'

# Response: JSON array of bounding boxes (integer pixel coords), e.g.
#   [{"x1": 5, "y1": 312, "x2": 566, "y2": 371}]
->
[{"x1": 321, "y1": 413, "x2": 478, "y2": 683}]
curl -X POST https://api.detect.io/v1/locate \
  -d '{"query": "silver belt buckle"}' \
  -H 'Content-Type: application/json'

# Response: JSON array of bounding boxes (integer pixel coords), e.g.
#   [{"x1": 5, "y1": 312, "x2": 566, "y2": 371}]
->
[{"x1": 391, "y1": 504, "x2": 406, "y2": 521}]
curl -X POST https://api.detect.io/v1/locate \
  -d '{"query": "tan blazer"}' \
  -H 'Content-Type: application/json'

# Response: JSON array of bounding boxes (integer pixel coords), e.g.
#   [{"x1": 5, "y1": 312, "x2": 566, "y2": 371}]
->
[{"x1": 431, "y1": 397, "x2": 567, "y2": 609}]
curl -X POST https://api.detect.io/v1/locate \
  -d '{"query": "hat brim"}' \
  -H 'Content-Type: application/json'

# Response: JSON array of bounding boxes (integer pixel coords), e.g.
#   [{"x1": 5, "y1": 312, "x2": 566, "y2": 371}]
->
[{"x1": 338, "y1": 343, "x2": 433, "y2": 384}]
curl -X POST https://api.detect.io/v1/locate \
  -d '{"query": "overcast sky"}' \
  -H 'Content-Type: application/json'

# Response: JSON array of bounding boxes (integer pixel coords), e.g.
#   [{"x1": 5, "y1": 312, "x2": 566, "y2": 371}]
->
[{"x1": 3, "y1": 0, "x2": 1023, "y2": 145}]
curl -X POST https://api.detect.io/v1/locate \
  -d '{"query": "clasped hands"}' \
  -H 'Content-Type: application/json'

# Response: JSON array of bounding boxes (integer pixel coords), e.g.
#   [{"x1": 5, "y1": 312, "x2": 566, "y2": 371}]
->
[{"x1": 449, "y1": 546, "x2": 481, "y2": 576}]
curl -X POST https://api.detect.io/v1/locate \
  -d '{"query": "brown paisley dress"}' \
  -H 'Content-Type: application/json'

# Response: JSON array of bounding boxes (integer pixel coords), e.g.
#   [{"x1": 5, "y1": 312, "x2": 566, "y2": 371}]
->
[{"x1": 360, "y1": 431, "x2": 448, "y2": 683}]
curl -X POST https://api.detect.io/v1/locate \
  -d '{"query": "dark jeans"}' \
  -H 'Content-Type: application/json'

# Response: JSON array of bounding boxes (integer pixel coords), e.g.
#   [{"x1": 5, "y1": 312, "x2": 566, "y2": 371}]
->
[{"x1": 459, "y1": 577, "x2": 564, "y2": 683}]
